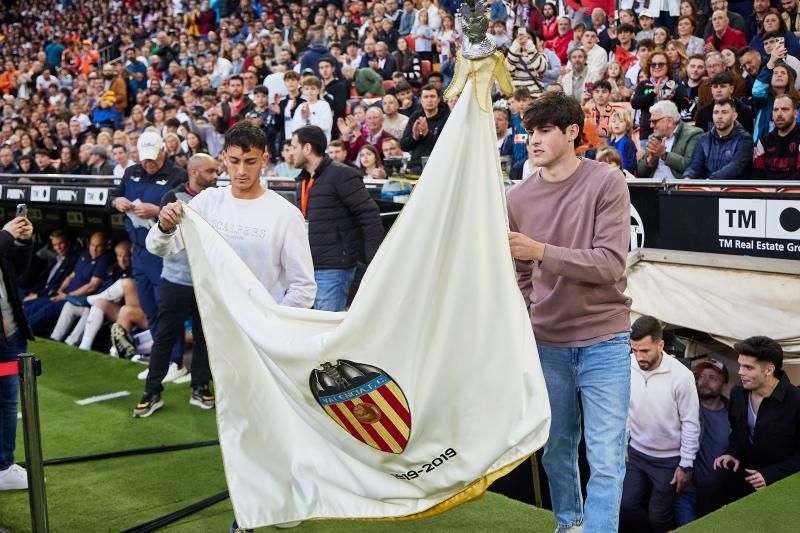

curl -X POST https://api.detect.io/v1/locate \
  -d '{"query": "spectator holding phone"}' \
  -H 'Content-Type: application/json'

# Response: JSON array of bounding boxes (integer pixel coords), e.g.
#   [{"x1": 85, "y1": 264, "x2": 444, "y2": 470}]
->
[
  {"x1": 0, "y1": 211, "x2": 34, "y2": 491},
  {"x1": 752, "y1": 41, "x2": 800, "y2": 142}
]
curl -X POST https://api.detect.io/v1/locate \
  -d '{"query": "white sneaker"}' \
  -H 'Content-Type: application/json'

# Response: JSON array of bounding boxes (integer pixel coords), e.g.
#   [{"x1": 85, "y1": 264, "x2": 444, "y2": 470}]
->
[
  {"x1": 137, "y1": 368, "x2": 148, "y2": 380},
  {"x1": 555, "y1": 525, "x2": 583, "y2": 533},
  {"x1": 174, "y1": 372, "x2": 192, "y2": 384},
  {"x1": 162, "y1": 362, "x2": 188, "y2": 383},
  {"x1": 0, "y1": 464, "x2": 28, "y2": 490},
  {"x1": 275, "y1": 521, "x2": 303, "y2": 529}
]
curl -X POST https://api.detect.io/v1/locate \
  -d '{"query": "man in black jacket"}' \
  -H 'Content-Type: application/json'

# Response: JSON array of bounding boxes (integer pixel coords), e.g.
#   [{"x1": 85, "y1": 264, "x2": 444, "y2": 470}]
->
[
  {"x1": 0, "y1": 214, "x2": 34, "y2": 491},
  {"x1": 19, "y1": 229, "x2": 77, "y2": 300},
  {"x1": 697, "y1": 336, "x2": 800, "y2": 516},
  {"x1": 400, "y1": 84, "x2": 450, "y2": 174},
  {"x1": 289, "y1": 126, "x2": 383, "y2": 311}
]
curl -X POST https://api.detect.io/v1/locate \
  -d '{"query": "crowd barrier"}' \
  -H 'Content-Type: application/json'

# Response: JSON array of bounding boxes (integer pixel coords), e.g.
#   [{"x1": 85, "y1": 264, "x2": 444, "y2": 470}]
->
[{"x1": 3, "y1": 174, "x2": 799, "y2": 261}]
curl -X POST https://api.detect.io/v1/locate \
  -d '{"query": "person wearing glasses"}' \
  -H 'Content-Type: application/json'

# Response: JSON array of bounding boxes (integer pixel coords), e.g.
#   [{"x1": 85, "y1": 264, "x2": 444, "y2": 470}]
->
[
  {"x1": 637, "y1": 100, "x2": 703, "y2": 180},
  {"x1": 631, "y1": 50, "x2": 690, "y2": 150}
]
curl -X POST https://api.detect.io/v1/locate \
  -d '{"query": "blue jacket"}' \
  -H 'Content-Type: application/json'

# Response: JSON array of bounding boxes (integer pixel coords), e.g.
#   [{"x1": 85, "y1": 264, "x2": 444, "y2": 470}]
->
[
  {"x1": 752, "y1": 65, "x2": 775, "y2": 143},
  {"x1": 682, "y1": 122, "x2": 753, "y2": 179},
  {"x1": 300, "y1": 44, "x2": 341, "y2": 78}
]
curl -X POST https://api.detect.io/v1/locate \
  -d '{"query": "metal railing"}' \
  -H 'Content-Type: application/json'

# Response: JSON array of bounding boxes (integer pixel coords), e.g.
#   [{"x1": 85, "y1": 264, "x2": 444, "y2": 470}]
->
[
  {"x1": 0, "y1": 173, "x2": 117, "y2": 185},
  {"x1": 625, "y1": 178, "x2": 800, "y2": 189}
]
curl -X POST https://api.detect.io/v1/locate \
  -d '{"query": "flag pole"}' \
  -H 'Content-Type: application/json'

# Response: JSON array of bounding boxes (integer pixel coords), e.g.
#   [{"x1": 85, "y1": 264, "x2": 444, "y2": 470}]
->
[{"x1": 531, "y1": 453, "x2": 544, "y2": 508}]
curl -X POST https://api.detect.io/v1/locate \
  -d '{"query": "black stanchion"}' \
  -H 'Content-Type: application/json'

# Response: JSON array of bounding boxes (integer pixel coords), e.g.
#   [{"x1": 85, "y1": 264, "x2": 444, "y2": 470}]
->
[
  {"x1": 118, "y1": 490, "x2": 229, "y2": 533},
  {"x1": 18, "y1": 354, "x2": 49, "y2": 532}
]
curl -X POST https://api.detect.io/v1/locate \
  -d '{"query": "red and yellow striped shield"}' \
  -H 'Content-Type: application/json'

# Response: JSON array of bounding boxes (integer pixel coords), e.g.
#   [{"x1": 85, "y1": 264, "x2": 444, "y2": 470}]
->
[{"x1": 310, "y1": 360, "x2": 411, "y2": 454}]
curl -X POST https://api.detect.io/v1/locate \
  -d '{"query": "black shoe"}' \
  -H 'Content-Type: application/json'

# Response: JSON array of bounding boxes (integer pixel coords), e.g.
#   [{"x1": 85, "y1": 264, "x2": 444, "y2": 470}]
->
[
  {"x1": 132, "y1": 392, "x2": 163, "y2": 418},
  {"x1": 190, "y1": 385, "x2": 215, "y2": 410},
  {"x1": 111, "y1": 323, "x2": 138, "y2": 359}
]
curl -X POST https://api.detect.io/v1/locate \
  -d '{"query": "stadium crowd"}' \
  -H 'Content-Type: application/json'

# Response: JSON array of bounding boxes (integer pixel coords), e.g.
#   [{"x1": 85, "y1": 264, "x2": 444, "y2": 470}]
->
[{"x1": 1, "y1": 1, "x2": 799, "y2": 532}]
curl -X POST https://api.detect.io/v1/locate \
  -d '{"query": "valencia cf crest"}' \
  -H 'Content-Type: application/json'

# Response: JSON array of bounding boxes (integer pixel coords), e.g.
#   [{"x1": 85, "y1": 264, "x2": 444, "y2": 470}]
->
[{"x1": 310, "y1": 360, "x2": 411, "y2": 454}]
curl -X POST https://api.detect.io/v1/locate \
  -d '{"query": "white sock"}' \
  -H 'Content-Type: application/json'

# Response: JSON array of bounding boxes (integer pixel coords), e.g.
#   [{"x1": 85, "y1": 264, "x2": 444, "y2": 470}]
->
[
  {"x1": 50, "y1": 303, "x2": 79, "y2": 341},
  {"x1": 79, "y1": 306, "x2": 106, "y2": 351},
  {"x1": 87, "y1": 279, "x2": 125, "y2": 306},
  {"x1": 64, "y1": 309, "x2": 90, "y2": 346}
]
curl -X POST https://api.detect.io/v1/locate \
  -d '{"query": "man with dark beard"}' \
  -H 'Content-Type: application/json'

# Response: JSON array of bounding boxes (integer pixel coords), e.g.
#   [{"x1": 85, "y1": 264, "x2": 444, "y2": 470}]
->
[{"x1": 674, "y1": 357, "x2": 731, "y2": 526}]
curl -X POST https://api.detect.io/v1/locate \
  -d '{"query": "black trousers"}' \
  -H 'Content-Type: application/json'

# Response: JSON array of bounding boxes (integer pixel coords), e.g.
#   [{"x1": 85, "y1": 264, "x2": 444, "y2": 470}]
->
[
  {"x1": 696, "y1": 463, "x2": 755, "y2": 518},
  {"x1": 620, "y1": 447, "x2": 681, "y2": 533},
  {"x1": 145, "y1": 279, "x2": 210, "y2": 395}
]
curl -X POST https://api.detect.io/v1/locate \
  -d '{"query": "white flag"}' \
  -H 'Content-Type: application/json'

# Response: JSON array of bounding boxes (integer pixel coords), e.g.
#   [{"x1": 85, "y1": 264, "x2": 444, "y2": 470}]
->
[{"x1": 180, "y1": 81, "x2": 551, "y2": 529}]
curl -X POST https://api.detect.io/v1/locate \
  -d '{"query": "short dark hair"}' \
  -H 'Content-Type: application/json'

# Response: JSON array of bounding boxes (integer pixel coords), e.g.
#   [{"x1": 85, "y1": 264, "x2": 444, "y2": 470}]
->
[
  {"x1": 734, "y1": 336, "x2": 783, "y2": 374},
  {"x1": 293, "y1": 125, "x2": 327, "y2": 156},
  {"x1": 318, "y1": 57, "x2": 336, "y2": 68},
  {"x1": 223, "y1": 121, "x2": 268, "y2": 153},
  {"x1": 713, "y1": 97, "x2": 736, "y2": 110},
  {"x1": 688, "y1": 53, "x2": 706, "y2": 63},
  {"x1": 228, "y1": 74, "x2": 244, "y2": 85},
  {"x1": 593, "y1": 80, "x2": 612, "y2": 92},
  {"x1": 253, "y1": 85, "x2": 269, "y2": 96},
  {"x1": 50, "y1": 229, "x2": 68, "y2": 240},
  {"x1": 420, "y1": 83, "x2": 439, "y2": 96},
  {"x1": 762, "y1": 30, "x2": 783, "y2": 41},
  {"x1": 737, "y1": 47, "x2": 759, "y2": 58},
  {"x1": 513, "y1": 86, "x2": 532, "y2": 100},
  {"x1": 522, "y1": 92, "x2": 584, "y2": 148},
  {"x1": 426, "y1": 71, "x2": 444, "y2": 83},
  {"x1": 395, "y1": 81, "x2": 412, "y2": 93},
  {"x1": 617, "y1": 23, "x2": 636, "y2": 34},
  {"x1": 631, "y1": 315, "x2": 663, "y2": 343},
  {"x1": 637, "y1": 38, "x2": 656, "y2": 51},
  {"x1": 710, "y1": 71, "x2": 734, "y2": 86}
]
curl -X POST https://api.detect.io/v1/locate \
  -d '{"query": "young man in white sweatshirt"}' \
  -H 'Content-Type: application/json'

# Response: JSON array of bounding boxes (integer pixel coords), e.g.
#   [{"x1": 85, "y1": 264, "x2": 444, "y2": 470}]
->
[
  {"x1": 147, "y1": 121, "x2": 316, "y2": 311},
  {"x1": 621, "y1": 316, "x2": 700, "y2": 533}
]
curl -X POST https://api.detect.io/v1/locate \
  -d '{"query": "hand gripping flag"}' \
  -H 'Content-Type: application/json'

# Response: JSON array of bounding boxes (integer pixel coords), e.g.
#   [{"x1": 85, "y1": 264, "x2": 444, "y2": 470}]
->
[{"x1": 179, "y1": 80, "x2": 551, "y2": 529}]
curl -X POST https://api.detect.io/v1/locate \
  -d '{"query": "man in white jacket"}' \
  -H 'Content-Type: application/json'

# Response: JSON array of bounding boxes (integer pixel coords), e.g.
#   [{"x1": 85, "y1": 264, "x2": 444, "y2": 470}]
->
[{"x1": 621, "y1": 315, "x2": 700, "y2": 533}]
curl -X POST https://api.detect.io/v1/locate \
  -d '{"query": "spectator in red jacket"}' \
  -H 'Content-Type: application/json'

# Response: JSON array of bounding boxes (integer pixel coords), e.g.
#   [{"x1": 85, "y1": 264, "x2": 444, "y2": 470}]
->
[
  {"x1": 542, "y1": 3, "x2": 559, "y2": 42},
  {"x1": 545, "y1": 17, "x2": 574, "y2": 65},
  {"x1": 565, "y1": 0, "x2": 616, "y2": 25},
  {"x1": 705, "y1": 10, "x2": 747, "y2": 52}
]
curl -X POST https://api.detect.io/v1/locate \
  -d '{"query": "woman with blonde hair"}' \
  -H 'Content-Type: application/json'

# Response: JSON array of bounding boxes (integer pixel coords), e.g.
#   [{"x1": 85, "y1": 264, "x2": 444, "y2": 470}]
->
[
  {"x1": 665, "y1": 40, "x2": 689, "y2": 79},
  {"x1": 127, "y1": 105, "x2": 151, "y2": 133},
  {"x1": 163, "y1": 133, "x2": 182, "y2": 159}
]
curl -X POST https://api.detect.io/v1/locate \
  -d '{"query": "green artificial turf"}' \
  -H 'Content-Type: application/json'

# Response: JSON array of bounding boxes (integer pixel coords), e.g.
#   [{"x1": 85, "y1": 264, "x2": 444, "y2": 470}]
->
[
  {"x1": 0, "y1": 340, "x2": 557, "y2": 532},
  {"x1": 677, "y1": 473, "x2": 800, "y2": 533}
]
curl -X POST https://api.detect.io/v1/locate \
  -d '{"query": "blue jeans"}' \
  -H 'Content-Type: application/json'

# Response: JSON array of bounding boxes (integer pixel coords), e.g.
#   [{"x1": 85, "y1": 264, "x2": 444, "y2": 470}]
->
[
  {"x1": 313, "y1": 268, "x2": 356, "y2": 312},
  {"x1": 538, "y1": 333, "x2": 631, "y2": 533},
  {"x1": 1, "y1": 331, "x2": 26, "y2": 471},
  {"x1": 674, "y1": 490, "x2": 696, "y2": 527}
]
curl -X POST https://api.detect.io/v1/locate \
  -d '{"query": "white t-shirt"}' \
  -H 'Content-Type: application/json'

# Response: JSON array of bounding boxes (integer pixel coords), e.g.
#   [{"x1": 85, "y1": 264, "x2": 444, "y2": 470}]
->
[
  {"x1": 113, "y1": 160, "x2": 135, "y2": 181},
  {"x1": 146, "y1": 186, "x2": 316, "y2": 309},
  {"x1": 291, "y1": 100, "x2": 333, "y2": 142}
]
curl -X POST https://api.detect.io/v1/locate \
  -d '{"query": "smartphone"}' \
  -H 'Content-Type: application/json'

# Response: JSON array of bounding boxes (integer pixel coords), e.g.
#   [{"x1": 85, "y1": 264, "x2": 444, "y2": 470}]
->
[
  {"x1": 16, "y1": 203, "x2": 28, "y2": 219},
  {"x1": 585, "y1": 82, "x2": 594, "y2": 92}
]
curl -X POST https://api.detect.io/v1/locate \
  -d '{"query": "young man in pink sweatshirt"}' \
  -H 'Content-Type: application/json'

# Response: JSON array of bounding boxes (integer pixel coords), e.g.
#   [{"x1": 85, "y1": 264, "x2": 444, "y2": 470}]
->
[{"x1": 507, "y1": 92, "x2": 631, "y2": 533}]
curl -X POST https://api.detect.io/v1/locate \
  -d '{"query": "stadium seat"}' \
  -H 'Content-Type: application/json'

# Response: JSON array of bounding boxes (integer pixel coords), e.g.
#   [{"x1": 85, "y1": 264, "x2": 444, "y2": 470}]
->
[
  {"x1": 421, "y1": 60, "x2": 432, "y2": 80},
  {"x1": 405, "y1": 36, "x2": 415, "y2": 50},
  {"x1": 382, "y1": 80, "x2": 394, "y2": 91}
]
